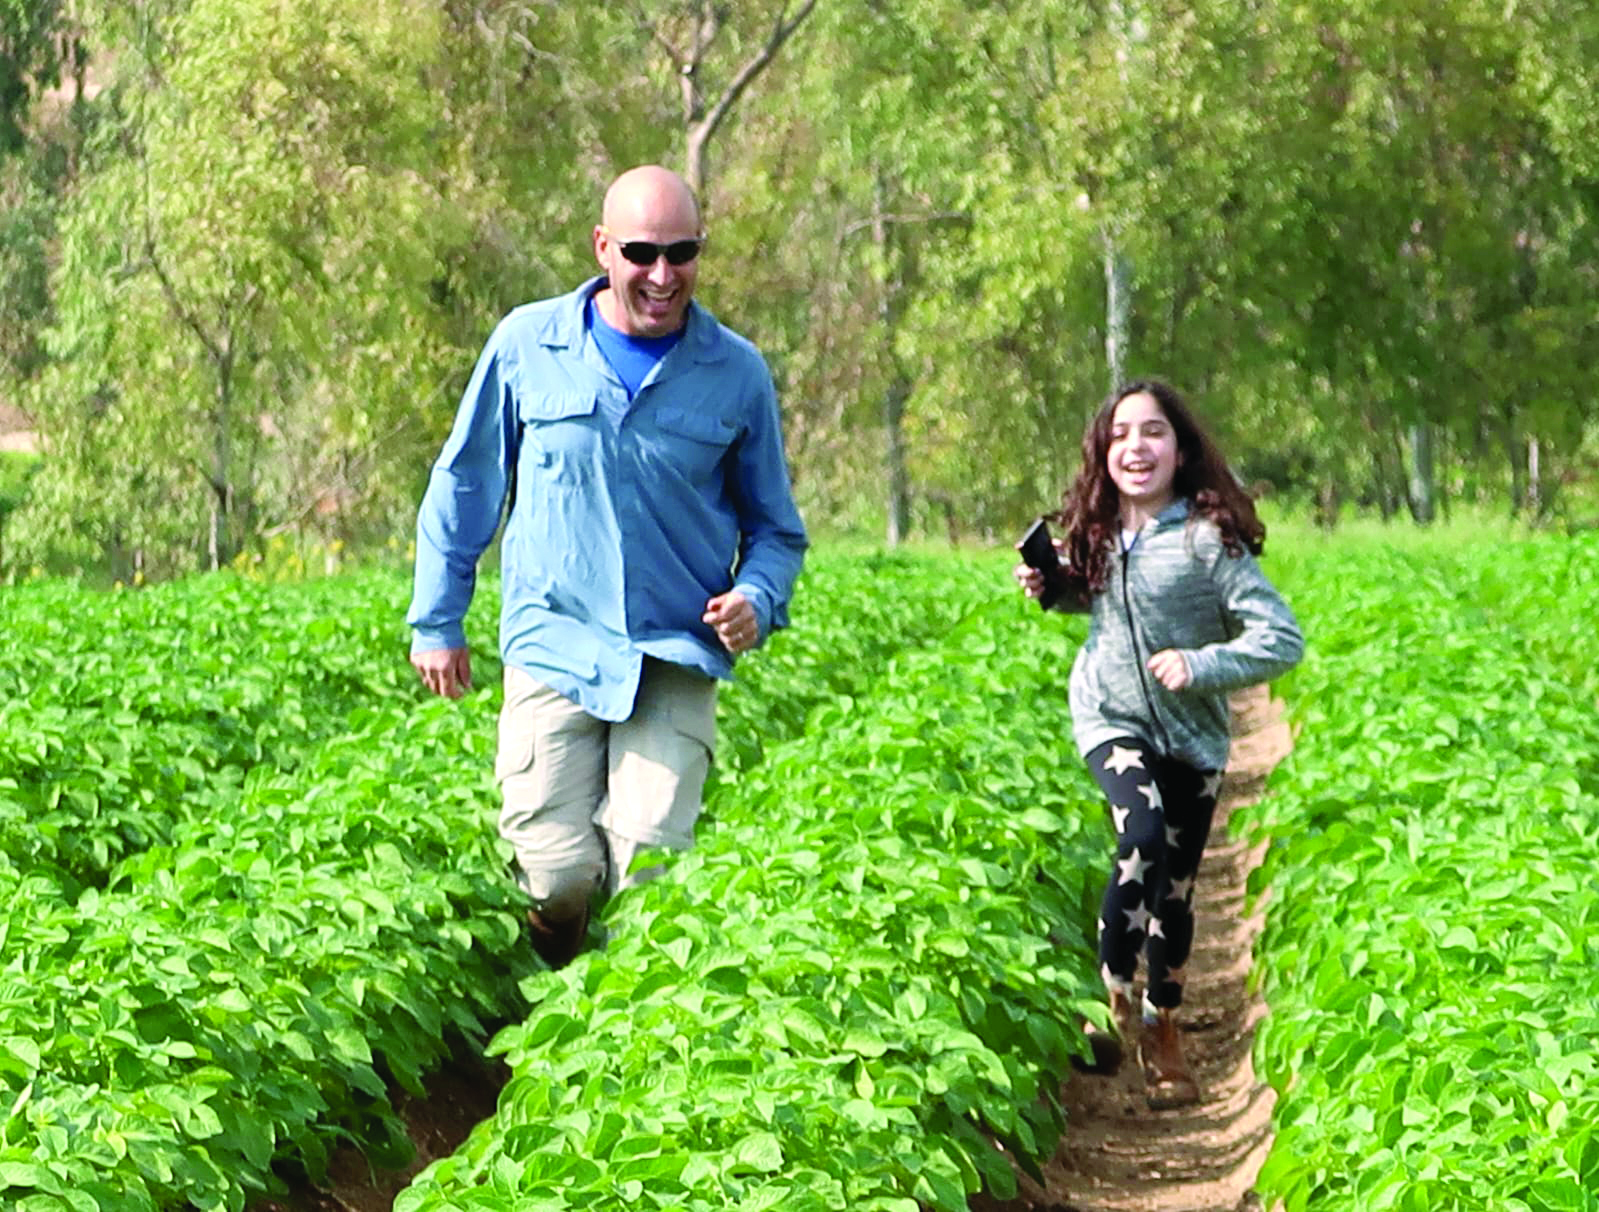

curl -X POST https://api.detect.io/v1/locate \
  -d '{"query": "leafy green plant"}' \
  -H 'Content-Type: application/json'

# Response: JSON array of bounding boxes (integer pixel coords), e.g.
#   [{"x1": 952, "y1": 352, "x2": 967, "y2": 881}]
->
[
  {"x1": 1236, "y1": 532, "x2": 1599, "y2": 1212},
  {"x1": 395, "y1": 551, "x2": 1112, "y2": 1211}
]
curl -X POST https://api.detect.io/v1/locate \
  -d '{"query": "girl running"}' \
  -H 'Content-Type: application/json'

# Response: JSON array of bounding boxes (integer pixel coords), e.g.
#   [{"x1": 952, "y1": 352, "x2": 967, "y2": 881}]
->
[{"x1": 1015, "y1": 379, "x2": 1302, "y2": 1110}]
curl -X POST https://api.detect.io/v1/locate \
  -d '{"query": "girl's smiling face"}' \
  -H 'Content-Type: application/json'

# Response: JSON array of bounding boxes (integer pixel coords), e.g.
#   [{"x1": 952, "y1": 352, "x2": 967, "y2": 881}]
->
[{"x1": 1106, "y1": 390, "x2": 1181, "y2": 513}]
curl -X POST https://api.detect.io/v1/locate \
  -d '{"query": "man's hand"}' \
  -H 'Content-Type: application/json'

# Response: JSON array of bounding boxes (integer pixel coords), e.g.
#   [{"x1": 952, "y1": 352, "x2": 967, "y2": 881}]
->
[
  {"x1": 412, "y1": 646, "x2": 473, "y2": 699},
  {"x1": 1147, "y1": 649, "x2": 1191, "y2": 692},
  {"x1": 704, "y1": 590, "x2": 759, "y2": 654}
]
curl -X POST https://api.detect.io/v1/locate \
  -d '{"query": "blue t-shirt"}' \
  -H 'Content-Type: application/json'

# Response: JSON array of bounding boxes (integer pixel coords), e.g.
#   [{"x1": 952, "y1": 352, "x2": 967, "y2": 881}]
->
[{"x1": 587, "y1": 296, "x2": 683, "y2": 399}]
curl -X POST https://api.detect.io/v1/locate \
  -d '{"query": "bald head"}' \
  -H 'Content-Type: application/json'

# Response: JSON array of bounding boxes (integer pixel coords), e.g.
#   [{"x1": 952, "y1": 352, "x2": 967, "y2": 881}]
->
[
  {"x1": 592, "y1": 165, "x2": 704, "y2": 337},
  {"x1": 602, "y1": 165, "x2": 702, "y2": 234}
]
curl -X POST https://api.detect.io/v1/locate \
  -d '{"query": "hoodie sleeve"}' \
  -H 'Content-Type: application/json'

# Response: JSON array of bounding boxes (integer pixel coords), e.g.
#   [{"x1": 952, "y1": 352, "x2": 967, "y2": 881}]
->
[{"x1": 1180, "y1": 546, "x2": 1304, "y2": 693}]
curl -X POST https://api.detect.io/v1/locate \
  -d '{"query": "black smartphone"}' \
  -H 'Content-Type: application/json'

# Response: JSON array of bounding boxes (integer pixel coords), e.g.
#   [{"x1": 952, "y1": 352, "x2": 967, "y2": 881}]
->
[{"x1": 1018, "y1": 517, "x2": 1066, "y2": 609}]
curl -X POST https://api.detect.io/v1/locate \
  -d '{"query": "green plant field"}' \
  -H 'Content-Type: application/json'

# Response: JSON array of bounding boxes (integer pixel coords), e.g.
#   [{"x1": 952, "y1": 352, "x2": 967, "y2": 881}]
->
[
  {"x1": 1235, "y1": 530, "x2": 1599, "y2": 1212},
  {"x1": 0, "y1": 572, "x2": 536, "y2": 1209},
  {"x1": 3, "y1": 534, "x2": 1595, "y2": 1211},
  {"x1": 0, "y1": 551, "x2": 1117, "y2": 1210},
  {"x1": 394, "y1": 552, "x2": 1112, "y2": 1211}
]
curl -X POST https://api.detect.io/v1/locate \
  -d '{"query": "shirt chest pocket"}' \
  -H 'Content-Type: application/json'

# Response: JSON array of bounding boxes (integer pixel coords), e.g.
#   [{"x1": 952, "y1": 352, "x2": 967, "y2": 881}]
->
[
  {"x1": 649, "y1": 407, "x2": 739, "y2": 481},
  {"x1": 518, "y1": 391, "x2": 600, "y2": 485}
]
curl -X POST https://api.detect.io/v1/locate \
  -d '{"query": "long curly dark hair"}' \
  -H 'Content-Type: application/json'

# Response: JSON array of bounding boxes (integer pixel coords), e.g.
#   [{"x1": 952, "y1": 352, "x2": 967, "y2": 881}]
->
[{"x1": 1051, "y1": 379, "x2": 1265, "y2": 593}]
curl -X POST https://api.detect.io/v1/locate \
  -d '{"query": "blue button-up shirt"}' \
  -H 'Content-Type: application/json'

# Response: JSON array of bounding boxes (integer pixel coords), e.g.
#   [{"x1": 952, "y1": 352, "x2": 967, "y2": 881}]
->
[{"x1": 407, "y1": 277, "x2": 808, "y2": 722}]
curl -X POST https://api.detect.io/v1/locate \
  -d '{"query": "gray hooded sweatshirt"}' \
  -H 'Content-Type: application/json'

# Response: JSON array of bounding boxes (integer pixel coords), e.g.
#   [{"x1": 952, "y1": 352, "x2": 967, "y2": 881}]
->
[{"x1": 1063, "y1": 497, "x2": 1303, "y2": 772}]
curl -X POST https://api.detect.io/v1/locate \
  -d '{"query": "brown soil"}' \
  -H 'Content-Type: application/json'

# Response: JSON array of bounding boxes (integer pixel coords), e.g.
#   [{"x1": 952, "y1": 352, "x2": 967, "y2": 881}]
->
[
  {"x1": 246, "y1": 1048, "x2": 509, "y2": 1212},
  {"x1": 252, "y1": 686, "x2": 1291, "y2": 1212},
  {"x1": 975, "y1": 684, "x2": 1293, "y2": 1212}
]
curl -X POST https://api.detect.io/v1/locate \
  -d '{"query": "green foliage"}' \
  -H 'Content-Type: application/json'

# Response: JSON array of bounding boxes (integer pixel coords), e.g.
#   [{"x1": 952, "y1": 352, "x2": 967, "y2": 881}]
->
[
  {"x1": 395, "y1": 549, "x2": 1111, "y2": 1211},
  {"x1": 0, "y1": 449, "x2": 37, "y2": 512},
  {"x1": 0, "y1": 566, "x2": 530, "y2": 1209},
  {"x1": 1235, "y1": 530, "x2": 1599, "y2": 1210},
  {"x1": 5, "y1": 0, "x2": 1599, "y2": 557},
  {"x1": 17, "y1": 0, "x2": 481, "y2": 575},
  {"x1": 0, "y1": 448, "x2": 39, "y2": 578},
  {"x1": 0, "y1": 548, "x2": 1115, "y2": 1210},
  {"x1": 0, "y1": 0, "x2": 61, "y2": 154},
  {"x1": 0, "y1": 152, "x2": 59, "y2": 384}
]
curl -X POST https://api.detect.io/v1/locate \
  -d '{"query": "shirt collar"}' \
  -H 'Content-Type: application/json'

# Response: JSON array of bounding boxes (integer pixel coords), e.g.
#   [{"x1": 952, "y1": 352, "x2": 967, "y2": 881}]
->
[
  {"x1": 535, "y1": 276, "x2": 727, "y2": 363},
  {"x1": 1126, "y1": 498, "x2": 1192, "y2": 541}
]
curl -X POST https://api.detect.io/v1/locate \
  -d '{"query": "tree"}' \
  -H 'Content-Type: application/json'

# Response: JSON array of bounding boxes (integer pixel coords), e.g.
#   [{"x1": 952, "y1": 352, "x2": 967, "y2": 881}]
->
[
  {"x1": 1, "y1": 0, "x2": 62, "y2": 154},
  {"x1": 22, "y1": 0, "x2": 457, "y2": 573},
  {"x1": 627, "y1": 0, "x2": 816, "y2": 199}
]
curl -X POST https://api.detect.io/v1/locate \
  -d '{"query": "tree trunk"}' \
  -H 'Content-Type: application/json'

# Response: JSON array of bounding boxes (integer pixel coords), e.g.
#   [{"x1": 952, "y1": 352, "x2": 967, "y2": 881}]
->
[
  {"x1": 684, "y1": 126, "x2": 710, "y2": 202},
  {"x1": 883, "y1": 380, "x2": 911, "y2": 546},
  {"x1": 1436, "y1": 424, "x2": 1451, "y2": 523},
  {"x1": 1313, "y1": 479, "x2": 1340, "y2": 531},
  {"x1": 1526, "y1": 435, "x2": 1541, "y2": 518},
  {"x1": 209, "y1": 356, "x2": 235, "y2": 570},
  {"x1": 1103, "y1": 226, "x2": 1131, "y2": 390},
  {"x1": 1368, "y1": 410, "x2": 1404, "y2": 520},
  {"x1": 1505, "y1": 417, "x2": 1525, "y2": 515},
  {"x1": 669, "y1": 0, "x2": 818, "y2": 203},
  {"x1": 872, "y1": 175, "x2": 912, "y2": 547},
  {"x1": 1406, "y1": 420, "x2": 1435, "y2": 525}
]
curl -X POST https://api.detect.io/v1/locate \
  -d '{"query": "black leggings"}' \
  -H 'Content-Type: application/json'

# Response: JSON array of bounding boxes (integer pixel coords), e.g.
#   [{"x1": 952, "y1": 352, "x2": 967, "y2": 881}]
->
[{"x1": 1085, "y1": 737, "x2": 1221, "y2": 1011}]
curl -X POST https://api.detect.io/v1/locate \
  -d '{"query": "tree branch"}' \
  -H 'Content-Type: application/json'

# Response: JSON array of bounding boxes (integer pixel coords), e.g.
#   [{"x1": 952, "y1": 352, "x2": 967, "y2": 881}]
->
[
  {"x1": 840, "y1": 209, "x2": 972, "y2": 241},
  {"x1": 138, "y1": 153, "x2": 225, "y2": 367},
  {"x1": 689, "y1": 0, "x2": 817, "y2": 154}
]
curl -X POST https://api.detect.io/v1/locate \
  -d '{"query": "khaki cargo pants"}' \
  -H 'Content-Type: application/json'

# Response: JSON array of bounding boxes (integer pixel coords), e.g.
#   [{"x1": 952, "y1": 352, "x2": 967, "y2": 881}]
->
[{"x1": 495, "y1": 657, "x2": 717, "y2": 918}]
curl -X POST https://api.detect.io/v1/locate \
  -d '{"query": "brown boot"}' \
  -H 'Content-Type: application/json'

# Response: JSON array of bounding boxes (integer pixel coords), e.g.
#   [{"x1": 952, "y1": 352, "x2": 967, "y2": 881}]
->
[
  {"x1": 1073, "y1": 989, "x2": 1141, "y2": 1075},
  {"x1": 1139, "y1": 1007, "x2": 1200, "y2": 1110},
  {"x1": 526, "y1": 902, "x2": 590, "y2": 970}
]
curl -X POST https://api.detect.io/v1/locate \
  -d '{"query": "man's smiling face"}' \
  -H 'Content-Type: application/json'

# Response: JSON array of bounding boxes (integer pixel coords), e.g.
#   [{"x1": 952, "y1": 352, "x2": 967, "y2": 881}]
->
[{"x1": 593, "y1": 168, "x2": 702, "y2": 338}]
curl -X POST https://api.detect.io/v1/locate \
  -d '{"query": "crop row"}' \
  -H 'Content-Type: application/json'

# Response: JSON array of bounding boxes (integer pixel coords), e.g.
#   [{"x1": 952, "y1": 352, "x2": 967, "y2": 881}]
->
[
  {"x1": 1, "y1": 702, "x2": 534, "y2": 1209},
  {"x1": 2, "y1": 550, "x2": 1082, "y2": 1210},
  {"x1": 1235, "y1": 531, "x2": 1599, "y2": 1212},
  {"x1": 393, "y1": 552, "x2": 1114, "y2": 1210},
  {"x1": 0, "y1": 576, "x2": 415, "y2": 891}
]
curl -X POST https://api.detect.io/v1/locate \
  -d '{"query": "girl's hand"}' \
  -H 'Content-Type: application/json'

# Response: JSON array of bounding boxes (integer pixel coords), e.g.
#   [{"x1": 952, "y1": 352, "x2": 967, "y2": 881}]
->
[
  {"x1": 1013, "y1": 560, "x2": 1045, "y2": 598},
  {"x1": 1147, "y1": 649, "x2": 1191, "y2": 691}
]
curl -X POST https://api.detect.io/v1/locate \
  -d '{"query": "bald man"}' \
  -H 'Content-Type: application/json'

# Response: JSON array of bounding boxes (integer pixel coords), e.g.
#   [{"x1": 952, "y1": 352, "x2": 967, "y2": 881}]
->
[{"x1": 407, "y1": 166, "x2": 808, "y2": 968}]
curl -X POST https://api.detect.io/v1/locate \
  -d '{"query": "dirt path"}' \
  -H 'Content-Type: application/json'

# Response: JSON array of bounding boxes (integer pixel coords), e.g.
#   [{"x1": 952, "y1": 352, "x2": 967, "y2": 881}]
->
[{"x1": 977, "y1": 684, "x2": 1293, "y2": 1212}]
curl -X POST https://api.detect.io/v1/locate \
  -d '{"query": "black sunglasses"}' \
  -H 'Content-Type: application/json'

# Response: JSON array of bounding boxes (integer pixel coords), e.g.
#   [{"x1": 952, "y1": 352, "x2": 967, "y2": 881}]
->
[{"x1": 612, "y1": 236, "x2": 704, "y2": 266}]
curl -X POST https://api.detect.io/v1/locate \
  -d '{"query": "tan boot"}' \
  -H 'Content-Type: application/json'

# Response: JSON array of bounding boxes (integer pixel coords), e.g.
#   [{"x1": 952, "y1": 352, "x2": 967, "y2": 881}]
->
[
  {"x1": 1139, "y1": 1007, "x2": 1200, "y2": 1110},
  {"x1": 1074, "y1": 989, "x2": 1141, "y2": 1075}
]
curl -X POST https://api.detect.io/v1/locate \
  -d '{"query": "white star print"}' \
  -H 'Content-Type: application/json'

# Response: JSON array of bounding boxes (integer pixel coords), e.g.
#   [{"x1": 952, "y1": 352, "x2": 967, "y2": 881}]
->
[
  {"x1": 1166, "y1": 823, "x2": 1182, "y2": 848},
  {"x1": 1202, "y1": 771, "x2": 1224, "y2": 800},
  {"x1": 1167, "y1": 874, "x2": 1195, "y2": 903},
  {"x1": 1097, "y1": 916, "x2": 1106, "y2": 936},
  {"x1": 1122, "y1": 904, "x2": 1152, "y2": 934},
  {"x1": 1148, "y1": 914, "x2": 1166, "y2": 939},
  {"x1": 1116, "y1": 847, "x2": 1151, "y2": 886},
  {"x1": 1112, "y1": 804, "x2": 1131, "y2": 834},
  {"x1": 1138, "y1": 781, "x2": 1164, "y2": 811},
  {"x1": 1103, "y1": 745, "x2": 1145, "y2": 775}
]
